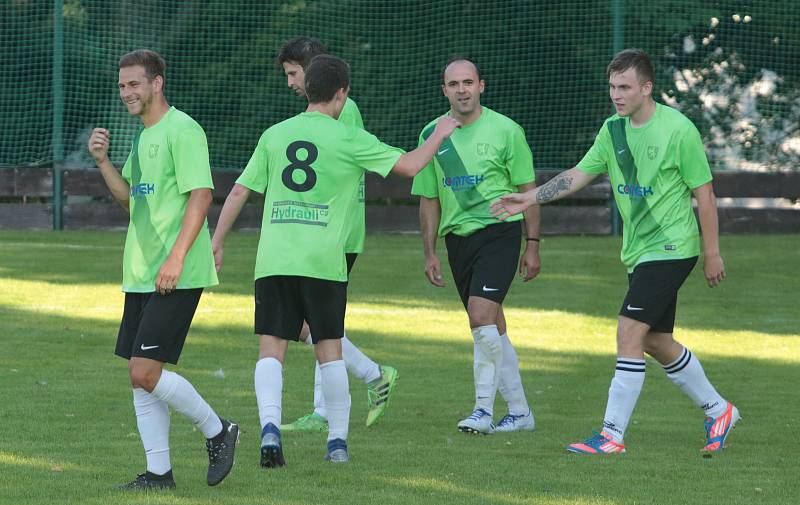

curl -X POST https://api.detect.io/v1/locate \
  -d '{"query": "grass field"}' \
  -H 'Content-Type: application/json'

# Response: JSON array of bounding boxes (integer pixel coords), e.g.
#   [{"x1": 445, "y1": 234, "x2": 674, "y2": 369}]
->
[{"x1": 0, "y1": 231, "x2": 798, "y2": 505}]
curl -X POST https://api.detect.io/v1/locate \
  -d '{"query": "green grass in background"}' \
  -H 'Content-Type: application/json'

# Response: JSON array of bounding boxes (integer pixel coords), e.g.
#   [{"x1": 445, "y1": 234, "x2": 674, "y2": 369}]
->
[{"x1": 0, "y1": 231, "x2": 797, "y2": 504}]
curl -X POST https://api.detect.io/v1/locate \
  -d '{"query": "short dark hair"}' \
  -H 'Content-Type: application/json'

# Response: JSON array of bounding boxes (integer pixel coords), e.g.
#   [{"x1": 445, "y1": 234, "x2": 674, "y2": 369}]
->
[
  {"x1": 442, "y1": 56, "x2": 482, "y2": 81},
  {"x1": 119, "y1": 49, "x2": 166, "y2": 81},
  {"x1": 607, "y1": 48, "x2": 654, "y2": 86},
  {"x1": 304, "y1": 55, "x2": 350, "y2": 104},
  {"x1": 277, "y1": 36, "x2": 328, "y2": 69}
]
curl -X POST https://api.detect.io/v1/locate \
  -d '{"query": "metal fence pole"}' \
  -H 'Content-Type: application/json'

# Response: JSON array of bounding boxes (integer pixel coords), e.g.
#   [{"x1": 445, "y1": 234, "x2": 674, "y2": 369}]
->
[
  {"x1": 52, "y1": 0, "x2": 64, "y2": 230},
  {"x1": 609, "y1": 0, "x2": 623, "y2": 236}
]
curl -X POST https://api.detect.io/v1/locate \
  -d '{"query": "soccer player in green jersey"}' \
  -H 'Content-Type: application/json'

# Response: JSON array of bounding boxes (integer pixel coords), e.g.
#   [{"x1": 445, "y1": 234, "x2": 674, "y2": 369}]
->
[
  {"x1": 212, "y1": 55, "x2": 459, "y2": 465},
  {"x1": 86, "y1": 50, "x2": 238, "y2": 489},
  {"x1": 493, "y1": 49, "x2": 738, "y2": 455},
  {"x1": 270, "y1": 36, "x2": 399, "y2": 432},
  {"x1": 411, "y1": 58, "x2": 542, "y2": 435}
]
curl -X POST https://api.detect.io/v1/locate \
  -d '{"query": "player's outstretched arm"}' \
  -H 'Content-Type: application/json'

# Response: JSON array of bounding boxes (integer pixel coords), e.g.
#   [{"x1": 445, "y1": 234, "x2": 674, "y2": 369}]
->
[
  {"x1": 492, "y1": 167, "x2": 596, "y2": 220},
  {"x1": 87, "y1": 127, "x2": 130, "y2": 212},
  {"x1": 155, "y1": 188, "x2": 212, "y2": 294},
  {"x1": 211, "y1": 183, "x2": 251, "y2": 273},
  {"x1": 693, "y1": 182, "x2": 726, "y2": 287},
  {"x1": 420, "y1": 197, "x2": 444, "y2": 287},
  {"x1": 392, "y1": 117, "x2": 461, "y2": 177}
]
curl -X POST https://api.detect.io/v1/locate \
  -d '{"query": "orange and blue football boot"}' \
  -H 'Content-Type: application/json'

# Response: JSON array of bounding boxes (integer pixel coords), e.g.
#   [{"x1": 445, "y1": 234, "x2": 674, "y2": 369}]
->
[
  {"x1": 701, "y1": 403, "x2": 740, "y2": 456},
  {"x1": 567, "y1": 431, "x2": 626, "y2": 454}
]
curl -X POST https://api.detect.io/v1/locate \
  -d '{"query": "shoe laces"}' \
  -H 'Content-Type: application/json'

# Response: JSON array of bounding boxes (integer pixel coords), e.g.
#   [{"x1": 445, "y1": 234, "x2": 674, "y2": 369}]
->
[
  {"x1": 583, "y1": 431, "x2": 610, "y2": 448},
  {"x1": 497, "y1": 413, "x2": 525, "y2": 427},
  {"x1": 206, "y1": 438, "x2": 227, "y2": 465},
  {"x1": 467, "y1": 408, "x2": 490, "y2": 421},
  {"x1": 120, "y1": 473, "x2": 148, "y2": 489}
]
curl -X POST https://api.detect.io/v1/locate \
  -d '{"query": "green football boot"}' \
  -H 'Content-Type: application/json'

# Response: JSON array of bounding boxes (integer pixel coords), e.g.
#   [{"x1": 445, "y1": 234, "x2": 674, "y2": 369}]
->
[
  {"x1": 280, "y1": 412, "x2": 328, "y2": 432},
  {"x1": 366, "y1": 365, "x2": 399, "y2": 427}
]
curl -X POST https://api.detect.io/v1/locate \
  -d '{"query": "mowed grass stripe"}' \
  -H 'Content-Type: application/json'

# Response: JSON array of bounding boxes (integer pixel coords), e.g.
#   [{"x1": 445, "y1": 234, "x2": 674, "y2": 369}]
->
[{"x1": 0, "y1": 231, "x2": 798, "y2": 505}]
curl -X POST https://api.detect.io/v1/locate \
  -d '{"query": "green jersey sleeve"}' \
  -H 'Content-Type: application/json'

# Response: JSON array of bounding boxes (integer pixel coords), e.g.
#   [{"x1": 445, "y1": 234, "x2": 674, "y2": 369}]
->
[
  {"x1": 576, "y1": 128, "x2": 610, "y2": 175},
  {"x1": 236, "y1": 133, "x2": 270, "y2": 194},
  {"x1": 349, "y1": 128, "x2": 404, "y2": 178},
  {"x1": 410, "y1": 132, "x2": 439, "y2": 198},
  {"x1": 506, "y1": 124, "x2": 535, "y2": 185},
  {"x1": 677, "y1": 124, "x2": 713, "y2": 189},
  {"x1": 173, "y1": 123, "x2": 214, "y2": 194}
]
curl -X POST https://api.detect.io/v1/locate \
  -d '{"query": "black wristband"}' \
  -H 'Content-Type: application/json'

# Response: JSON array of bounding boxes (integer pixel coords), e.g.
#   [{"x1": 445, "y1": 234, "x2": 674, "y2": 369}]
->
[{"x1": 526, "y1": 237, "x2": 540, "y2": 242}]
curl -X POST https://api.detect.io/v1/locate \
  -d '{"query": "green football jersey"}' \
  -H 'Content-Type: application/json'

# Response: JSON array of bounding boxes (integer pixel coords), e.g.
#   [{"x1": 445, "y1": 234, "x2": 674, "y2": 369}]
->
[
  {"x1": 120, "y1": 107, "x2": 218, "y2": 292},
  {"x1": 237, "y1": 111, "x2": 403, "y2": 282},
  {"x1": 576, "y1": 103, "x2": 712, "y2": 271},
  {"x1": 338, "y1": 97, "x2": 366, "y2": 254},
  {"x1": 410, "y1": 107, "x2": 535, "y2": 237}
]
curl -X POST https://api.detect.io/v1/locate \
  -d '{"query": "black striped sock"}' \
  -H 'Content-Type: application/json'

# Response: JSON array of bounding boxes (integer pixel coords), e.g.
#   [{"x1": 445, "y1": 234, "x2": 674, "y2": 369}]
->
[
  {"x1": 663, "y1": 347, "x2": 692, "y2": 374},
  {"x1": 616, "y1": 358, "x2": 646, "y2": 373}
]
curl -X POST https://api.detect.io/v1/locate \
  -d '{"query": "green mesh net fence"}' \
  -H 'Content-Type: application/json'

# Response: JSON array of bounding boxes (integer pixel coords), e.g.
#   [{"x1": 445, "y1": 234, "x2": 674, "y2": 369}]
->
[{"x1": 1, "y1": 1, "x2": 798, "y2": 172}]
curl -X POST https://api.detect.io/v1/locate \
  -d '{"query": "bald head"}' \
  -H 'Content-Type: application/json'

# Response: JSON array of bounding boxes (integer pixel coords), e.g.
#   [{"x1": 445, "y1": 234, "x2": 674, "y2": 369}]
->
[{"x1": 442, "y1": 57, "x2": 481, "y2": 82}]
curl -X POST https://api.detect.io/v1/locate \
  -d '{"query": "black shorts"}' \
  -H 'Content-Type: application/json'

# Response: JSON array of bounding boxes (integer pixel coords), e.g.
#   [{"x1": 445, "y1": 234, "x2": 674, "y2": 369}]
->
[
  {"x1": 444, "y1": 221, "x2": 521, "y2": 309},
  {"x1": 620, "y1": 256, "x2": 698, "y2": 333},
  {"x1": 346, "y1": 253, "x2": 358, "y2": 276},
  {"x1": 254, "y1": 275, "x2": 347, "y2": 342},
  {"x1": 115, "y1": 288, "x2": 203, "y2": 365}
]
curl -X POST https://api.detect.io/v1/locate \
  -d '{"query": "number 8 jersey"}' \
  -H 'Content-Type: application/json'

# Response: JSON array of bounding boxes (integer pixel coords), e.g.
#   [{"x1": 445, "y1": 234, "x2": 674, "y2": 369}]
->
[{"x1": 236, "y1": 110, "x2": 404, "y2": 282}]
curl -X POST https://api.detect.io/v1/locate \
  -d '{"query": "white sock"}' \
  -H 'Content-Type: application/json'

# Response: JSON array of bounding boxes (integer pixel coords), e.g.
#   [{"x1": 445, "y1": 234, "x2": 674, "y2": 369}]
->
[
  {"x1": 133, "y1": 388, "x2": 171, "y2": 475},
  {"x1": 663, "y1": 347, "x2": 728, "y2": 418},
  {"x1": 602, "y1": 358, "x2": 646, "y2": 443},
  {"x1": 342, "y1": 332, "x2": 381, "y2": 384},
  {"x1": 312, "y1": 360, "x2": 327, "y2": 419},
  {"x1": 151, "y1": 370, "x2": 222, "y2": 439},
  {"x1": 471, "y1": 325, "x2": 503, "y2": 416},
  {"x1": 319, "y1": 360, "x2": 350, "y2": 441},
  {"x1": 255, "y1": 357, "x2": 283, "y2": 430},
  {"x1": 498, "y1": 333, "x2": 530, "y2": 416}
]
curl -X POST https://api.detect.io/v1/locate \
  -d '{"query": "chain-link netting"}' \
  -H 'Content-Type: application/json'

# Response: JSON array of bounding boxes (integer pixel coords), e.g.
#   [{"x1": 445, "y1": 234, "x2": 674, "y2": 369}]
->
[{"x1": 1, "y1": 1, "x2": 798, "y2": 171}]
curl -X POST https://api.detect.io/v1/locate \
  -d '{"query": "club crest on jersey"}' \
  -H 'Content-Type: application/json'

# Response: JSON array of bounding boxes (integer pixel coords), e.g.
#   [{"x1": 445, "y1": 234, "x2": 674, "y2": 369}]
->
[
  {"x1": 149, "y1": 144, "x2": 160, "y2": 158},
  {"x1": 130, "y1": 183, "x2": 155, "y2": 198},
  {"x1": 442, "y1": 174, "x2": 484, "y2": 192},
  {"x1": 647, "y1": 145, "x2": 659, "y2": 160},
  {"x1": 476, "y1": 143, "x2": 491, "y2": 156}
]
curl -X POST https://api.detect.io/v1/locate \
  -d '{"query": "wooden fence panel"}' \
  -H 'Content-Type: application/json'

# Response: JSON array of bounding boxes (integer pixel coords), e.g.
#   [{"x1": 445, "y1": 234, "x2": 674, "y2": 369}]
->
[
  {"x1": 0, "y1": 167, "x2": 52, "y2": 197},
  {"x1": 0, "y1": 203, "x2": 52, "y2": 229},
  {"x1": 1, "y1": 167, "x2": 798, "y2": 233},
  {"x1": 712, "y1": 172, "x2": 800, "y2": 198}
]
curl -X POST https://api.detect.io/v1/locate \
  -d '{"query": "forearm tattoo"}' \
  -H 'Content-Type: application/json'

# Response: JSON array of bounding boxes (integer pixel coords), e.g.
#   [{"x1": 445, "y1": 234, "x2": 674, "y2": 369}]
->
[{"x1": 536, "y1": 175, "x2": 573, "y2": 204}]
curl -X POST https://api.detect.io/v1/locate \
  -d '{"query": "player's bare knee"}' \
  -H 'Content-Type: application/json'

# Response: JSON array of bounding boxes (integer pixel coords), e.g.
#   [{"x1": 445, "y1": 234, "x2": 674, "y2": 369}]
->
[
  {"x1": 468, "y1": 314, "x2": 494, "y2": 328},
  {"x1": 258, "y1": 348, "x2": 284, "y2": 363},
  {"x1": 315, "y1": 339, "x2": 342, "y2": 364},
  {"x1": 616, "y1": 319, "x2": 649, "y2": 357},
  {"x1": 128, "y1": 363, "x2": 160, "y2": 392},
  {"x1": 467, "y1": 301, "x2": 499, "y2": 328},
  {"x1": 643, "y1": 342, "x2": 660, "y2": 358},
  {"x1": 643, "y1": 334, "x2": 665, "y2": 356},
  {"x1": 258, "y1": 334, "x2": 288, "y2": 362}
]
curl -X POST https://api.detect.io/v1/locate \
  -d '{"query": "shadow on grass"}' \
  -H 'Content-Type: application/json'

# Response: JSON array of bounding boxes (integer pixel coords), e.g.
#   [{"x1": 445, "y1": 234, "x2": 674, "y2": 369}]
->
[{"x1": 1, "y1": 231, "x2": 798, "y2": 338}]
